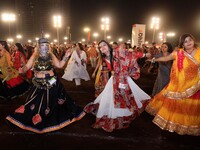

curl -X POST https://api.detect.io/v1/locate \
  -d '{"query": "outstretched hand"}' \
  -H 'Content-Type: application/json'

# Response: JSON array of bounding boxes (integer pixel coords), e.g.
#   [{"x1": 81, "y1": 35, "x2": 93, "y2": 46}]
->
[
  {"x1": 145, "y1": 57, "x2": 155, "y2": 64},
  {"x1": 65, "y1": 49, "x2": 72, "y2": 58},
  {"x1": 34, "y1": 44, "x2": 39, "y2": 53}
]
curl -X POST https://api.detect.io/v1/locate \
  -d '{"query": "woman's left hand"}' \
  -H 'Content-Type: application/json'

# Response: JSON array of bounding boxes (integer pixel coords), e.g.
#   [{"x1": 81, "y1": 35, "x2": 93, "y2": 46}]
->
[{"x1": 81, "y1": 59, "x2": 85, "y2": 66}]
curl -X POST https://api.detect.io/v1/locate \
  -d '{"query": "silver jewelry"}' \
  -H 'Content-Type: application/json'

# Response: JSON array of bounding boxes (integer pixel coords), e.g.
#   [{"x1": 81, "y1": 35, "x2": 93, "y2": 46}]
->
[
  {"x1": 62, "y1": 56, "x2": 68, "y2": 62},
  {"x1": 151, "y1": 57, "x2": 155, "y2": 63}
]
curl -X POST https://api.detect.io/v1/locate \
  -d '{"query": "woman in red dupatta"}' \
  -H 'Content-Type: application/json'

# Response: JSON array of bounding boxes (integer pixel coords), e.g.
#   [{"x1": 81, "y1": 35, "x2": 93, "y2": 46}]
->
[{"x1": 84, "y1": 40, "x2": 150, "y2": 132}]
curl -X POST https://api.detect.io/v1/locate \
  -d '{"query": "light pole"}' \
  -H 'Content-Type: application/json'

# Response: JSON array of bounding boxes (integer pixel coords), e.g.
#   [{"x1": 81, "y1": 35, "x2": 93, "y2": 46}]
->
[
  {"x1": 166, "y1": 32, "x2": 175, "y2": 38},
  {"x1": 118, "y1": 38, "x2": 123, "y2": 43},
  {"x1": 93, "y1": 32, "x2": 99, "y2": 42},
  {"x1": 81, "y1": 38, "x2": 86, "y2": 43},
  {"x1": 7, "y1": 38, "x2": 14, "y2": 44},
  {"x1": 101, "y1": 17, "x2": 109, "y2": 40},
  {"x1": 64, "y1": 36, "x2": 68, "y2": 44},
  {"x1": 53, "y1": 15, "x2": 61, "y2": 45},
  {"x1": 150, "y1": 17, "x2": 159, "y2": 43},
  {"x1": 45, "y1": 34, "x2": 50, "y2": 38},
  {"x1": 166, "y1": 32, "x2": 175, "y2": 44},
  {"x1": 28, "y1": 40, "x2": 32, "y2": 44},
  {"x1": 64, "y1": 36, "x2": 68, "y2": 40},
  {"x1": 1, "y1": 13, "x2": 16, "y2": 37},
  {"x1": 84, "y1": 27, "x2": 91, "y2": 44},
  {"x1": 107, "y1": 35, "x2": 111, "y2": 42},
  {"x1": 67, "y1": 26, "x2": 71, "y2": 43},
  {"x1": 16, "y1": 34, "x2": 22, "y2": 42},
  {"x1": 159, "y1": 32, "x2": 165, "y2": 43},
  {"x1": 35, "y1": 37, "x2": 39, "y2": 42}
]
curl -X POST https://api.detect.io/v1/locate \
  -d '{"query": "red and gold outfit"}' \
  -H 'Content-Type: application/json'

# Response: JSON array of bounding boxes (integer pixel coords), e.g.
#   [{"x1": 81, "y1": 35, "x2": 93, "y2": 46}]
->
[
  {"x1": 12, "y1": 51, "x2": 32, "y2": 79},
  {"x1": 113, "y1": 49, "x2": 142, "y2": 110},
  {"x1": 85, "y1": 48, "x2": 150, "y2": 132},
  {"x1": 146, "y1": 48, "x2": 200, "y2": 136},
  {"x1": 13, "y1": 51, "x2": 26, "y2": 70},
  {"x1": 0, "y1": 51, "x2": 30, "y2": 99},
  {"x1": 94, "y1": 57, "x2": 112, "y2": 97}
]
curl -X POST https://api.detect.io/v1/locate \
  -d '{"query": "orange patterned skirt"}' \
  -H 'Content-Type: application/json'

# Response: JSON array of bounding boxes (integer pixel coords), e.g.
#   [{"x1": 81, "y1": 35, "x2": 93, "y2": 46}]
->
[{"x1": 146, "y1": 89, "x2": 200, "y2": 136}]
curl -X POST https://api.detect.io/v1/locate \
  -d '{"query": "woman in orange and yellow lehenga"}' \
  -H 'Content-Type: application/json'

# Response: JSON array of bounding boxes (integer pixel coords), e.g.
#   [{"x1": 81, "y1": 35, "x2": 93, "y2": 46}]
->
[{"x1": 146, "y1": 33, "x2": 200, "y2": 136}]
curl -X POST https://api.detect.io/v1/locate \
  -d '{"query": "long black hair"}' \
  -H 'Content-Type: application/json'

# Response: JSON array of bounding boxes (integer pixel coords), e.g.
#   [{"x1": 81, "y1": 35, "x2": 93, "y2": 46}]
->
[
  {"x1": 162, "y1": 42, "x2": 173, "y2": 53},
  {"x1": 15, "y1": 43, "x2": 26, "y2": 58},
  {"x1": 98, "y1": 40, "x2": 114, "y2": 70},
  {"x1": 77, "y1": 42, "x2": 84, "y2": 51},
  {"x1": 0, "y1": 41, "x2": 10, "y2": 52}
]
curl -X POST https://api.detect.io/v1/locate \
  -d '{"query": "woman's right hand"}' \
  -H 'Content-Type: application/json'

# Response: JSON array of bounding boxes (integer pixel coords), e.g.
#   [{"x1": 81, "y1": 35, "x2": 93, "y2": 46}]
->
[
  {"x1": 34, "y1": 44, "x2": 39, "y2": 53},
  {"x1": 92, "y1": 72, "x2": 96, "y2": 78},
  {"x1": 19, "y1": 66, "x2": 28, "y2": 74},
  {"x1": 19, "y1": 67, "x2": 23, "y2": 74}
]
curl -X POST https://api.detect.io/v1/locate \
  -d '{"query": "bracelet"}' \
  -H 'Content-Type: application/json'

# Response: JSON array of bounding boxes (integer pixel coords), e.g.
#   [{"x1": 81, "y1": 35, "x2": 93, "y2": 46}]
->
[
  {"x1": 21, "y1": 66, "x2": 28, "y2": 73},
  {"x1": 151, "y1": 57, "x2": 155, "y2": 63},
  {"x1": 62, "y1": 56, "x2": 68, "y2": 62}
]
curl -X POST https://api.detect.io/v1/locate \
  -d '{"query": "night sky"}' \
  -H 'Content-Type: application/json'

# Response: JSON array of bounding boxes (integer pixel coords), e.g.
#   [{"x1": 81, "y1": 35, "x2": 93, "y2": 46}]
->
[
  {"x1": 1, "y1": 0, "x2": 200, "y2": 43},
  {"x1": 70, "y1": 0, "x2": 200, "y2": 42}
]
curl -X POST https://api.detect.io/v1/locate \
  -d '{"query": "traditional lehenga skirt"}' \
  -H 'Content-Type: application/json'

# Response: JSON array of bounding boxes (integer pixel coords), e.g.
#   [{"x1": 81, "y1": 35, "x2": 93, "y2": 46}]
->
[
  {"x1": 84, "y1": 76, "x2": 150, "y2": 132},
  {"x1": 6, "y1": 76, "x2": 85, "y2": 133},
  {"x1": 146, "y1": 89, "x2": 200, "y2": 136},
  {"x1": 0, "y1": 75, "x2": 30, "y2": 101}
]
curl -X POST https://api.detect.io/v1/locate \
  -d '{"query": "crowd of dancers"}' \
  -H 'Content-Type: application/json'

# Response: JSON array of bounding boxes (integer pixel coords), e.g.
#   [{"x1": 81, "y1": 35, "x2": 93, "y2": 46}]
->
[{"x1": 0, "y1": 33, "x2": 199, "y2": 136}]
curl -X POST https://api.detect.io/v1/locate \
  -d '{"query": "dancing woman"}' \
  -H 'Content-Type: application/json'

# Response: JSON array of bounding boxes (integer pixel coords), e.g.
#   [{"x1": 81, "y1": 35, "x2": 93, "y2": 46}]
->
[
  {"x1": 84, "y1": 40, "x2": 151, "y2": 132},
  {"x1": 62, "y1": 43, "x2": 90, "y2": 86},
  {"x1": 146, "y1": 33, "x2": 200, "y2": 136},
  {"x1": 6, "y1": 38, "x2": 85, "y2": 133},
  {"x1": 0, "y1": 41, "x2": 30, "y2": 101},
  {"x1": 151, "y1": 42, "x2": 173, "y2": 96}
]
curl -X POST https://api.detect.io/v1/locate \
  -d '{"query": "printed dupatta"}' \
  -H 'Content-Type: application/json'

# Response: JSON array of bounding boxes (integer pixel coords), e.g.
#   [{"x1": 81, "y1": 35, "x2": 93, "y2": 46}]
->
[
  {"x1": 0, "y1": 51, "x2": 18, "y2": 81},
  {"x1": 163, "y1": 48, "x2": 200, "y2": 99},
  {"x1": 112, "y1": 48, "x2": 141, "y2": 110}
]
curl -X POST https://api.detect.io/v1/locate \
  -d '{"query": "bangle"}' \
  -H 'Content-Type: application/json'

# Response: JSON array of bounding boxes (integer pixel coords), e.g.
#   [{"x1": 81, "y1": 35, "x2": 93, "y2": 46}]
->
[
  {"x1": 151, "y1": 57, "x2": 155, "y2": 63},
  {"x1": 21, "y1": 66, "x2": 28, "y2": 73},
  {"x1": 62, "y1": 56, "x2": 68, "y2": 62}
]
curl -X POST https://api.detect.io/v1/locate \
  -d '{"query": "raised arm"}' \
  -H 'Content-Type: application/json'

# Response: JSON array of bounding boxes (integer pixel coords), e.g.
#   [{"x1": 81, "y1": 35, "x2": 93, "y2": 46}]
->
[{"x1": 51, "y1": 48, "x2": 71, "y2": 68}]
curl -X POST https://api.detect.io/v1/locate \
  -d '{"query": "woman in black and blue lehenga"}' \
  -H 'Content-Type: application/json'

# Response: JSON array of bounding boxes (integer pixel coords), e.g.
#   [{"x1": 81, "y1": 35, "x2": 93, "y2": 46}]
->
[{"x1": 6, "y1": 38, "x2": 85, "y2": 133}]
